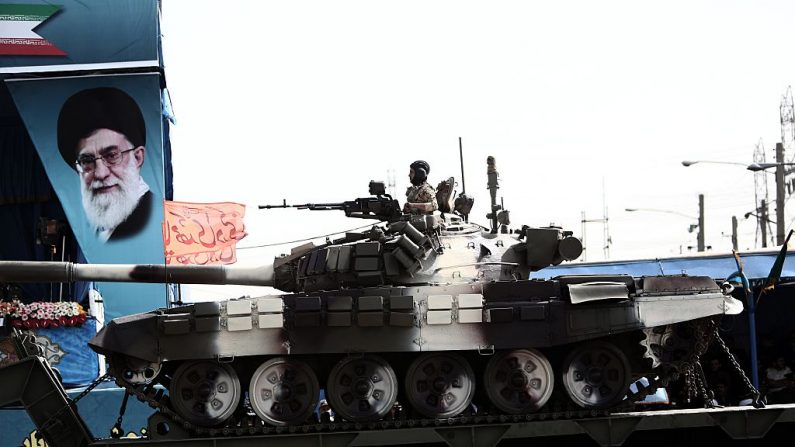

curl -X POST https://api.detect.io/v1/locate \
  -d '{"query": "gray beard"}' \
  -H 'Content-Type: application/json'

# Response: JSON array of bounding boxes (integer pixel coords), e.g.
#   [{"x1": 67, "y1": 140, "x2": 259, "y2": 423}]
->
[{"x1": 81, "y1": 175, "x2": 148, "y2": 233}]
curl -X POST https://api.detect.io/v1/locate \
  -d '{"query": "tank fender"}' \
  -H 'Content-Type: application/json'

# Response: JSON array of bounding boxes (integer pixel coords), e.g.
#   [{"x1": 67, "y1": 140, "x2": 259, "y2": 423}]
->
[{"x1": 88, "y1": 312, "x2": 159, "y2": 362}]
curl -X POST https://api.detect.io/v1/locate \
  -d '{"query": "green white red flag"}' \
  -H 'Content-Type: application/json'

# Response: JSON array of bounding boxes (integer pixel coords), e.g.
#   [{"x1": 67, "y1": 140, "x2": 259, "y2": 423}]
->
[{"x1": 0, "y1": 4, "x2": 65, "y2": 56}]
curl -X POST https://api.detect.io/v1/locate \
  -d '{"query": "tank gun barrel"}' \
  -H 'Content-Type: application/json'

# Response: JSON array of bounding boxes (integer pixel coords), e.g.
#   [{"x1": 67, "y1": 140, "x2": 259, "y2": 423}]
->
[{"x1": 0, "y1": 261, "x2": 274, "y2": 287}]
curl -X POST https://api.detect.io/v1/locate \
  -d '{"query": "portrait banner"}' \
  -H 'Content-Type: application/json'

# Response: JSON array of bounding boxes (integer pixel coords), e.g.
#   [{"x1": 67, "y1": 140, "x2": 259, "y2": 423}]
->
[
  {"x1": 163, "y1": 201, "x2": 247, "y2": 265},
  {"x1": 6, "y1": 73, "x2": 168, "y2": 320}
]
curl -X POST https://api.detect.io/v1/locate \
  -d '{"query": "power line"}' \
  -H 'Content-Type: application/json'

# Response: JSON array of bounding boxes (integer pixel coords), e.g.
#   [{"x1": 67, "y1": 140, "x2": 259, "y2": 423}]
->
[{"x1": 237, "y1": 223, "x2": 378, "y2": 250}]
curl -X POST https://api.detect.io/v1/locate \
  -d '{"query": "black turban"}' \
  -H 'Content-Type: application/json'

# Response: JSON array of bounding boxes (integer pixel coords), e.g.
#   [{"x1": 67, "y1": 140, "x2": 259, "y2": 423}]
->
[{"x1": 57, "y1": 87, "x2": 146, "y2": 170}]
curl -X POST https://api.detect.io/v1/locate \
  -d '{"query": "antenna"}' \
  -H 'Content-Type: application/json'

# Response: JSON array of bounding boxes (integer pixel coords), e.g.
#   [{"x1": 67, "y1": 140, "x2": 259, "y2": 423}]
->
[
  {"x1": 454, "y1": 138, "x2": 474, "y2": 222},
  {"x1": 486, "y1": 156, "x2": 510, "y2": 233},
  {"x1": 459, "y1": 137, "x2": 466, "y2": 195}
]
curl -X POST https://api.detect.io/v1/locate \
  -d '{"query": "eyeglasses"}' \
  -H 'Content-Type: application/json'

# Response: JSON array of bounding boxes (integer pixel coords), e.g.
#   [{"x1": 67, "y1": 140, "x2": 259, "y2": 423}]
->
[{"x1": 75, "y1": 147, "x2": 136, "y2": 174}]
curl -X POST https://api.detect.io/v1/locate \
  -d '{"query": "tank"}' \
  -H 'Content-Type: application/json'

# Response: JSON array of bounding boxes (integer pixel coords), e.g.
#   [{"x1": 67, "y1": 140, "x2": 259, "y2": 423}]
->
[{"x1": 0, "y1": 156, "x2": 744, "y2": 434}]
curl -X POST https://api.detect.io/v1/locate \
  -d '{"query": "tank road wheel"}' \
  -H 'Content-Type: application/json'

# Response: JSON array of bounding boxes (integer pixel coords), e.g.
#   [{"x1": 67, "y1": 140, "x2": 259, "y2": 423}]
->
[
  {"x1": 561, "y1": 341, "x2": 632, "y2": 408},
  {"x1": 483, "y1": 349, "x2": 554, "y2": 413},
  {"x1": 248, "y1": 357, "x2": 320, "y2": 426},
  {"x1": 169, "y1": 360, "x2": 241, "y2": 427},
  {"x1": 405, "y1": 353, "x2": 476, "y2": 418},
  {"x1": 327, "y1": 355, "x2": 398, "y2": 422}
]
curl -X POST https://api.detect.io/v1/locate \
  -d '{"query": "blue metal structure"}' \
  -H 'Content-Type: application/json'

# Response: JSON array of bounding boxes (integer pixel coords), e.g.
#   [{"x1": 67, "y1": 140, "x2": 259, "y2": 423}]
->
[{"x1": 530, "y1": 249, "x2": 795, "y2": 281}]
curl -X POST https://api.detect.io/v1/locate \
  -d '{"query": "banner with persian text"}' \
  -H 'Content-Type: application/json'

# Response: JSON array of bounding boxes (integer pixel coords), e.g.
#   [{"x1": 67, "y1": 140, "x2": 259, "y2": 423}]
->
[{"x1": 163, "y1": 201, "x2": 247, "y2": 265}]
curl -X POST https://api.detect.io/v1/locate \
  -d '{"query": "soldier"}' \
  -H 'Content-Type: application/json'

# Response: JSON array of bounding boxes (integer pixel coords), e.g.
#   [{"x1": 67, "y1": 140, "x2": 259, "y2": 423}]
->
[{"x1": 404, "y1": 160, "x2": 438, "y2": 214}]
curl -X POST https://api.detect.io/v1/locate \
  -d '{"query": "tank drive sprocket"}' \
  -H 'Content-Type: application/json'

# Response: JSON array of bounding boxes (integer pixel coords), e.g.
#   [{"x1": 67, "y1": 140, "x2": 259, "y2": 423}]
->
[{"x1": 640, "y1": 318, "x2": 716, "y2": 372}]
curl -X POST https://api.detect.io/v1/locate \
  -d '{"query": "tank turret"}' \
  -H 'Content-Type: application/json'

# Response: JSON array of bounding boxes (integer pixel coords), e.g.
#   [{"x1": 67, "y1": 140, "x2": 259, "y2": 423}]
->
[
  {"x1": 0, "y1": 155, "x2": 745, "y2": 435},
  {"x1": 0, "y1": 216, "x2": 580, "y2": 294}
]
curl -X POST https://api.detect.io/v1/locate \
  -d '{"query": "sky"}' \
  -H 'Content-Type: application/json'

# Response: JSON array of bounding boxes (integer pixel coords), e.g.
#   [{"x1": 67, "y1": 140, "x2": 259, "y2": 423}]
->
[{"x1": 160, "y1": 1, "x2": 795, "y2": 300}]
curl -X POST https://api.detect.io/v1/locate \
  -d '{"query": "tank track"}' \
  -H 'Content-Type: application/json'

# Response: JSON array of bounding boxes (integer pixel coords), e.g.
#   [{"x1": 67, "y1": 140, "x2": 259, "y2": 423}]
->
[{"x1": 111, "y1": 317, "x2": 716, "y2": 438}]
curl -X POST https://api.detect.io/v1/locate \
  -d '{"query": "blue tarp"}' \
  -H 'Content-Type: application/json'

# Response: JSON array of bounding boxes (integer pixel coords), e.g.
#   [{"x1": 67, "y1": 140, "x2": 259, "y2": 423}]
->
[{"x1": 530, "y1": 249, "x2": 795, "y2": 281}]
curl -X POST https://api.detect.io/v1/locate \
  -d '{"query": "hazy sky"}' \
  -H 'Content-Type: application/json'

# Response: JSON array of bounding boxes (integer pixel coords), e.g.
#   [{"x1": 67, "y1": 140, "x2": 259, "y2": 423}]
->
[{"x1": 160, "y1": 1, "x2": 795, "y2": 299}]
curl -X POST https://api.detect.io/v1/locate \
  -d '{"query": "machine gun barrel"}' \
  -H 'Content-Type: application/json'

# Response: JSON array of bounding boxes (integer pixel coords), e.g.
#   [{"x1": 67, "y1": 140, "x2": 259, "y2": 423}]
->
[
  {"x1": 296, "y1": 203, "x2": 347, "y2": 210},
  {"x1": 259, "y1": 201, "x2": 352, "y2": 212},
  {"x1": 261, "y1": 197, "x2": 403, "y2": 221},
  {"x1": 259, "y1": 201, "x2": 347, "y2": 210}
]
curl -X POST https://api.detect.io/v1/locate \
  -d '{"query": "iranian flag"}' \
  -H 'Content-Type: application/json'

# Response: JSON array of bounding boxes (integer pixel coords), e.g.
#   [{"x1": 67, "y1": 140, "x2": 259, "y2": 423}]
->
[{"x1": 0, "y1": 4, "x2": 65, "y2": 56}]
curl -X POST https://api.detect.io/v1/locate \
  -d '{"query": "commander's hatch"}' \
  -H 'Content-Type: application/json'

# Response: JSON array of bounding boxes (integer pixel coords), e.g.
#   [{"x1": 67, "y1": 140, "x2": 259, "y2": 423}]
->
[{"x1": 436, "y1": 177, "x2": 456, "y2": 213}]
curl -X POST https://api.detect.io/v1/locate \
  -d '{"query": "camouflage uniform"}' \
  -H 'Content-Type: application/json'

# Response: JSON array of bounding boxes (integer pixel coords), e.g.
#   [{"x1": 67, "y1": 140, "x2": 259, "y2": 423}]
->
[{"x1": 404, "y1": 182, "x2": 438, "y2": 214}]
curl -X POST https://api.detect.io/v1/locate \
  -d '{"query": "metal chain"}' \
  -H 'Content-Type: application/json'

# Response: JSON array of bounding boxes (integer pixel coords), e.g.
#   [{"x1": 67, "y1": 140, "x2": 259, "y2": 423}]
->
[
  {"x1": 712, "y1": 327, "x2": 765, "y2": 408},
  {"x1": 110, "y1": 390, "x2": 131, "y2": 438},
  {"x1": 684, "y1": 365, "x2": 696, "y2": 403},
  {"x1": 693, "y1": 319, "x2": 713, "y2": 407},
  {"x1": 694, "y1": 362, "x2": 715, "y2": 407},
  {"x1": 625, "y1": 318, "x2": 715, "y2": 407},
  {"x1": 37, "y1": 373, "x2": 112, "y2": 438}
]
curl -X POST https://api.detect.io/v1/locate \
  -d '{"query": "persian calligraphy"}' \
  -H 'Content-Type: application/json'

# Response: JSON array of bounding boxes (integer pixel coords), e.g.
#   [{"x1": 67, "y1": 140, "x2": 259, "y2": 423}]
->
[{"x1": 163, "y1": 201, "x2": 247, "y2": 265}]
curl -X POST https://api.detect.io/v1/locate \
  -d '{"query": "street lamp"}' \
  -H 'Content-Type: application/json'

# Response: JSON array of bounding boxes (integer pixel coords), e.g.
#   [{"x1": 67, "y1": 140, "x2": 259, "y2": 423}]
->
[
  {"x1": 624, "y1": 207, "x2": 696, "y2": 219},
  {"x1": 625, "y1": 198, "x2": 705, "y2": 252},
  {"x1": 683, "y1": 157, "x2": 789, "y2": 246},
  {"x1": 680, "y1": 159, "x2": 787, "y2": 173},
  {"x1": 743, "y1": 211, "x2": 776, "y2": 224},
  {"x1": 746, "y1": 162, "x2": 795, "y2": 172},
  {"x1": 681, "y1": 160, "x2": 748, "y2": 168}
]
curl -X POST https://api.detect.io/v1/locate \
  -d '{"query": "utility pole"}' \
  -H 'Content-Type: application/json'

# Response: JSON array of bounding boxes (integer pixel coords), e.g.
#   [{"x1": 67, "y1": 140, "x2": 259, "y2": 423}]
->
[
  {"x1": 697, "y1": 194, "x2": 705, "y2": 252},
  {"x1": 753, "y1": 140, "x2": 772, "y2": 248},
  {"x1": 581, "y1": 211, "x2": 587, "y2": 262},
  {"x1": 581, "y1": 209, "x2": 610, "y2": 262},
  {"x1": 761, "y1": 199, "x2": 769, "y2": 247},
  {"x1": 731, "y1": 216, "x2": 738, "y2": 251},
  {"x1": 776, "y1": 142, "x2": 786, "y2": 245},
  {"x1": 602, "y1": 178, "x2": 611, "y2": 259}
]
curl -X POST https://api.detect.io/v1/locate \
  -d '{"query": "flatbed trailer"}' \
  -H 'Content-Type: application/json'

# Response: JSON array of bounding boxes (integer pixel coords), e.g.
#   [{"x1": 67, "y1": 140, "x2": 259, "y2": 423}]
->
[
  {"x1": 3, "y1": 355, "x2": 795, "y2": 447},
  {"x1": 83, "y1": 404, "x2": 795, "y2": 447}
]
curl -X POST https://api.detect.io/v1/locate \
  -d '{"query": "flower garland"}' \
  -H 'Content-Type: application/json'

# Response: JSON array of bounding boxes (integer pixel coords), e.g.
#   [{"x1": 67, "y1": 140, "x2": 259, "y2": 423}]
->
[{"x1": 0, "y1": 300, "x2": 88, "y2": 329}]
